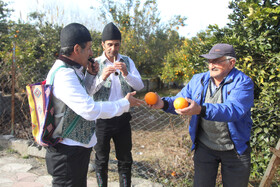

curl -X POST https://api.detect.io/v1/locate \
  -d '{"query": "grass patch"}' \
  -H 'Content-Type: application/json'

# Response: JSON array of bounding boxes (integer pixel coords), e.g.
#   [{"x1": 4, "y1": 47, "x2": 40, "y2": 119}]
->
[
  {"x1": 22, "y1": 155, "x2": 30, "y2": 159},
  {"x1": 6, "y1": 148, "x2": 17, "y2": 154}
]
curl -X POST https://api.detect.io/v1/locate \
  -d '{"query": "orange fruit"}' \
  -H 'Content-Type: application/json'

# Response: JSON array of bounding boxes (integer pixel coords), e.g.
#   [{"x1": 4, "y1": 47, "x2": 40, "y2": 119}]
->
[
  {"x1": 173, "y1": 97, "x2": 188, "y2": 109},
  {"x1": 144, "y1": 92, "x2": 158, "y2": 105}
]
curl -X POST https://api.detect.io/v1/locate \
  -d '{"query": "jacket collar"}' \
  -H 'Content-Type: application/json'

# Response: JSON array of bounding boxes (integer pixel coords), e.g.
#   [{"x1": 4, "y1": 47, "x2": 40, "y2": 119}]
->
[
  {"x1": 58, "y1": 55, "x2": 82, "y2": 69},
  {"x1": 225, "y1": 68, "x2": 237, "y2": 82}
]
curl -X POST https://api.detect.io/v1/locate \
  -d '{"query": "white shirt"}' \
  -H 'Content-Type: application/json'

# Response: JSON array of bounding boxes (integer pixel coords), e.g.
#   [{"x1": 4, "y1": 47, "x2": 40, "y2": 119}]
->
[
  {"x1": 46, "y1": 59, "x2": 130, "y2": 148},
  {"x1": 90, "y1": 53, "x2": 144, "y2": 101}
]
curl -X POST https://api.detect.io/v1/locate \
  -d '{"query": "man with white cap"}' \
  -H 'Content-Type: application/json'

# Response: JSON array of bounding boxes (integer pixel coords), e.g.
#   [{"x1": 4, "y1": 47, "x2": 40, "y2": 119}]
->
[
  {"x1": 45, "y1": 23, "x2": 144, "y2": 187},
  {"x1": 150, "y1": 43, "x2": 254, "y2": 187},
  {"x1": 91, "y1": 22, "x2": 144, "y2": 187}
]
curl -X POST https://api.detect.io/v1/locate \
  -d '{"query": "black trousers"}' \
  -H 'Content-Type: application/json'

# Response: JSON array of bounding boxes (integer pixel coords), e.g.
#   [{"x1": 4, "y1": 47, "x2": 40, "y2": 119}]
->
[
  {"x1": 94, "y1": 112, "x2": 132, "y2": 187},
  {"x1": 193, "y1": 142, "x2": 251, "y2": 187},
  {"x1": 45, "y1": 143, "x2": 92, "y2": 187}
]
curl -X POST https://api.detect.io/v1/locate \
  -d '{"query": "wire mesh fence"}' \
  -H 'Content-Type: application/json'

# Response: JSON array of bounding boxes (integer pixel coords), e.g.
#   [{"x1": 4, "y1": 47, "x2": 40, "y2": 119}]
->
[
  {"x1": 89, "y1": 106, "x2": 193, "y2": 186},
  {"x1": 1, "y1": 59, "x2": 280, "y2": 186},
  {"x1": 131, "y1": 106, "x2": 193, "y2": 185}
]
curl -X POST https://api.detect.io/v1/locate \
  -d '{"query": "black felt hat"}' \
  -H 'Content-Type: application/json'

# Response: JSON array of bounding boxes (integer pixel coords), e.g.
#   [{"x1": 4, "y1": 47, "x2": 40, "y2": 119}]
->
[
  {"x1": 60, "y1": 23, "x2": 92, "y2": 47},
  {"x1": 102, "y1": 22, "x2": 121, "y2": 42}
]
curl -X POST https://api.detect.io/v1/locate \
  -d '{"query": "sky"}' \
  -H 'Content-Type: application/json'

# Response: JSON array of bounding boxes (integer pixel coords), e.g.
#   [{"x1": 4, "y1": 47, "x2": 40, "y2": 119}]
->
[{"x1": 4, "y1": 0, "x2": 232, "y2": 38}]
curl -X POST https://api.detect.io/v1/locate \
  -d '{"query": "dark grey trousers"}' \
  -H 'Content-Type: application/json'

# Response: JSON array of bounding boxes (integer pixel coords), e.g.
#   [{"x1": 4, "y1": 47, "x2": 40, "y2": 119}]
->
[
  {"x1": 193, "y1": 142, "x2": 251, "y2": 187},
  {"x1": 45, "y1": 143, "x2": 92, "y2": 187},
  {"x1": 94, "y1": 112, "x2": 132, "y2": 187}
]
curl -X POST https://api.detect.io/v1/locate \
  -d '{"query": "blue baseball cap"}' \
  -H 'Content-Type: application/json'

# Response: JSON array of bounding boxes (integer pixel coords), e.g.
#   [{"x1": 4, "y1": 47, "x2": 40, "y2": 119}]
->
[{"x1": 200, "y1": 43, "x2": 236, "y2": 59}]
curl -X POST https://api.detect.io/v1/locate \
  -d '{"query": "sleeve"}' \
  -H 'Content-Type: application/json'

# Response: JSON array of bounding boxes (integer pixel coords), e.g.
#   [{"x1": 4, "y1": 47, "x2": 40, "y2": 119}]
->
[
  {"x1": 162, "y1": 76, "x2": 195, "y2": 115},
  {"x1": 52, "y1": 68, "x2": 130, "y2": 121},
  {"x1": 84, "y1": 72, "x2": 106, "y2": 96},
  {"x1": 83, "y1": 72, "x2": 97, "y2": 95},
  {"x1": 123, "y1": 57, "x2": 144, "y2": 91}
]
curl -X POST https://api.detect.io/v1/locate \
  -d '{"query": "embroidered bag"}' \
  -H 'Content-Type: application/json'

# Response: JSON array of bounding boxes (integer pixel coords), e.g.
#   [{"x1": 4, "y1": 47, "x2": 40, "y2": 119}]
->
[{"x1": 26, "y1": 66, "x2": 66, "y2": 147}]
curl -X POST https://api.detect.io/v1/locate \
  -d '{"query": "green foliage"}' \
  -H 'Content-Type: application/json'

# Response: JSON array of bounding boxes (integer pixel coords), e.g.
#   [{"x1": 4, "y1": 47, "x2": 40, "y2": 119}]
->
[
  {"x1": 0, "y1": 0, "x2": 10, "y2": 36},
  {"x1": 161, "y1": 38, "x2": 207, "y2": 83},
  {"x1": 0, "y1": 13, "x2": 62, "y2": 93},
  {"x1": 0, "y1": 0, "x2": 12, "y2": 56},
  {"x1": 226, "y1": 0, "x2": 280, "y2": 179},
  {"x1": 90, "y1": 30, "x2": 103, "y2": 57}
]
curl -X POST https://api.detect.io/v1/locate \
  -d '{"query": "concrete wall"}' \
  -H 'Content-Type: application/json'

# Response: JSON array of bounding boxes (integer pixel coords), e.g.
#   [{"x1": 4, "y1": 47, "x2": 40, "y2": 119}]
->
[
  {"x1": 139, "y1": 77, "x2": 161, "y2": 93},
  {"x1": 138, "y1": 77, "x2": 186, "y2": 93}
]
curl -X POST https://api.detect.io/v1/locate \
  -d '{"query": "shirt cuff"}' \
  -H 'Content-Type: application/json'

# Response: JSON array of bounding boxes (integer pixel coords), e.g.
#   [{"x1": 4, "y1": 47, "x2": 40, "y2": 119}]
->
[
  {"x1": 117, "y1": 98, "x2": 130, "y2": 112},
  {"x1": 199, "y1": 105, "x2": 206, "y2": 117},
  {"x1": 84, "y1": 72, "x2": 96, "y2": 83},
  {"x1": 123, "y1": 72, "x2": 131, "y2": 80},
  {"x1": 162, "y1": 98, "x2": 169, "y2": 111},
  {"x1": 97, "y1": 77, "x2": 106, "y2": 85}
]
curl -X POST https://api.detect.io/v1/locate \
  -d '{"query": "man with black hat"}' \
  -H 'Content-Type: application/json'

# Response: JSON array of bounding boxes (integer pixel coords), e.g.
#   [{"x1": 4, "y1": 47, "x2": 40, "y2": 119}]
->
[
  {"x1": 45, "y1": 23, "x2": 144, "y2": 187},
  {"x1": 91, "y1": 22, "x2": 144, "y2": 187},
  {"x1": 149, "y1": 43, "x2": 254, "y2": 187}
]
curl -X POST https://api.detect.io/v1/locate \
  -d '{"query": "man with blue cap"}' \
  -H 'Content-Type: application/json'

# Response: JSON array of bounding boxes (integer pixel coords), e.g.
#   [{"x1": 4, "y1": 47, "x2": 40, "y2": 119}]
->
[{"x1": 150, "y1": 43, "x2": 254, "y2": 187}]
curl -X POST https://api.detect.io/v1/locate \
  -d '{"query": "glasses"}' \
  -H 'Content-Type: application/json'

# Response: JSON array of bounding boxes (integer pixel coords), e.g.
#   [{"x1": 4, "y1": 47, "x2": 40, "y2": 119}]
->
[{"x1": 208, "y1": 58, "x2": 232, "y2": 64}]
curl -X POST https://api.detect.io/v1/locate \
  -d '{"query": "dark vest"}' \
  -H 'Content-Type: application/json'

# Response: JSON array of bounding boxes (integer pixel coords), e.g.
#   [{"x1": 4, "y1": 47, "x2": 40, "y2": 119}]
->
[
  {"x1": 52, "y1": 62, "x2": 95, "y2": 144},
  {"x1": 198, "y1": 83, "x2": 234, "y2": 151},
  {"x1": 93, "y1": 56, "x2": 132, "y2": 101}
]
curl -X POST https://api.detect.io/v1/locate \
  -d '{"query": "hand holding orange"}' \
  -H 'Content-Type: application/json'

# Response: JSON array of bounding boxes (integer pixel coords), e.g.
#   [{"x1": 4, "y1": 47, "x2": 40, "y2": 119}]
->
[
  {"x1": 144, "y1": 92, "x2": 158, "y2": 105},
  {"x1": 173, "y1": 97, "x2": 189, "y2": 109}
]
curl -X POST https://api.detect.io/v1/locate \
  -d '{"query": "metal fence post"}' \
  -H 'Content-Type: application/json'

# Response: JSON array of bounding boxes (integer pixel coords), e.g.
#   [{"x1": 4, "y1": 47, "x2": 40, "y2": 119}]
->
[{"x1": 11, "y1": 42, "x2": 16, "y2": 135}]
